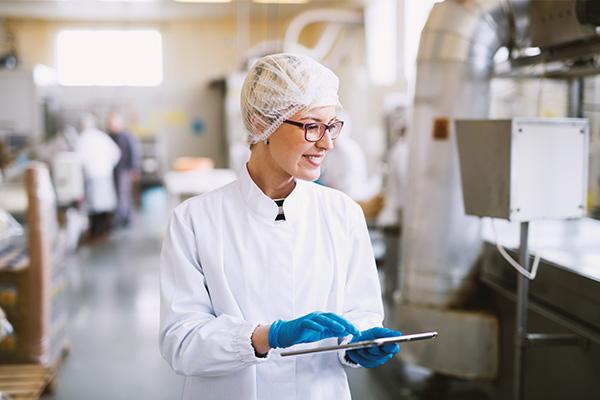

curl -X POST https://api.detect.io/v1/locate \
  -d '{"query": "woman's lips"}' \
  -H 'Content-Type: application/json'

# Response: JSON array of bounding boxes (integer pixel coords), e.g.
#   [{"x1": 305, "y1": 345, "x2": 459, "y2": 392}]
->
[{"x1": 302, "y1": 154, "x2": 324, "y2": 167}]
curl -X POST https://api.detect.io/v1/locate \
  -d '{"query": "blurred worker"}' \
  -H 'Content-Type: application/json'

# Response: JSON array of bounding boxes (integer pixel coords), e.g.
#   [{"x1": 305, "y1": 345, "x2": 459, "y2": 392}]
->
[
  {"x1": 160, "y1": 53, "x2": 400, "y2": 400},
  {"x1": 76, "y1": 113, "x2": 121, "y2": 241},
  {"x1": 106, "y1": 112, "x2": 141, "y2": 228},
  {"x1": 318, "y1": 111, "x2": 377, "y2": 201}
]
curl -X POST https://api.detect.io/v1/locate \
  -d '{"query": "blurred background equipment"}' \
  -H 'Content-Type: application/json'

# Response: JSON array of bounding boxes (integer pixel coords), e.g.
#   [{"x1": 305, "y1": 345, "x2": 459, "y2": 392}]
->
[
  {"x1": 0, "y1": 163, "x2": 69, "y2": 399},
  {"x1": 456, "y1": 117, "x2": 589, "y2": 399},
  {"x1": 0, "y1": 307, "x2": 13, "y2": 342},
  {"x1": 390, "y1": 1, "x2": 600, "y2": 399},
  {"x1": 0, "y1": 19, "x2": 18, "y2": 70}
]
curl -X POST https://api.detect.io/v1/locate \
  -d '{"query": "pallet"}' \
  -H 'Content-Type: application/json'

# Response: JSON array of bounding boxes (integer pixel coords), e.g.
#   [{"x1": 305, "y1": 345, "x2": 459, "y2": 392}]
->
[
  {"x1": 0, "y1": 364, "x2": 55, "y2": 399},
  {"x1": 0, "y1": 347, "x2": 68, "y2": 400}
]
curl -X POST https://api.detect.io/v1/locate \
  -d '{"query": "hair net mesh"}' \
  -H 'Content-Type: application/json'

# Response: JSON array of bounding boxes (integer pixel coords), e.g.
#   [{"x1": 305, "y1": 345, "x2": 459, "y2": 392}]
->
[{"x1": 240, "y1": 53, "x2": 341, "y2": 145}]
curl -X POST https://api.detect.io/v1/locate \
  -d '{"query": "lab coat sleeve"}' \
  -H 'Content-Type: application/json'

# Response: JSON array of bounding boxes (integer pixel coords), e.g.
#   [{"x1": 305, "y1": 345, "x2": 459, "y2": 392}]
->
[
  {"x1": 338, "y1": 201, "x2": 385, "y2": 367},
  {"x1": 159, "y1": 206, "x2": 269, "y2": 377}
]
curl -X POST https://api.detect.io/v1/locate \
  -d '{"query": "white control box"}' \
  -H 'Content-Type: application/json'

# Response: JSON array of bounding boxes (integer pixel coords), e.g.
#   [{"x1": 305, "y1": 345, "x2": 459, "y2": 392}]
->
[{"x1": 455, "y1": 118, "x2": 589, "y2": 222}]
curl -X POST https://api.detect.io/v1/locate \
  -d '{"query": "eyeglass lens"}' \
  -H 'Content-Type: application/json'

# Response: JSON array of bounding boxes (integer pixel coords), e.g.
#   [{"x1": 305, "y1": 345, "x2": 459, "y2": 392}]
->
[{"x1": 305, "y1": 121, "x2": 343, "y2": 141}]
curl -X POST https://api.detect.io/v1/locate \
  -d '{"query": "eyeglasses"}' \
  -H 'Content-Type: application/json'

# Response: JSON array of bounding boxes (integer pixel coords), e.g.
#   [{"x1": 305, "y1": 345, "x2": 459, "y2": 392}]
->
[{"x1": 283, "y1": 119, "x2": 344, "y2": 142}]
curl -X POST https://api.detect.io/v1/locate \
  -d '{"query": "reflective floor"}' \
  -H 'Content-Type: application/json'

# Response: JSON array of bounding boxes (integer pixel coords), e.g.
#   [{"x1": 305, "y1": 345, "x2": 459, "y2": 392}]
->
[{"x1": 40, "y1": 188, "x2": 398, "y2": 400}]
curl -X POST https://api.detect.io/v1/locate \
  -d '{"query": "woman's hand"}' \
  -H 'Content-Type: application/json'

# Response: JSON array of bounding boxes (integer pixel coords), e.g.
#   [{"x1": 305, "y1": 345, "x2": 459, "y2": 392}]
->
[
  {"x1": 346, "y1": 327, "x2": 401, "y2": 368},
  {"x1": 268, "y1": 312, "x2": 359, "y2": 349},
  {"x1": 251, "y1": 325, "x2": 271, "y2": 356}
]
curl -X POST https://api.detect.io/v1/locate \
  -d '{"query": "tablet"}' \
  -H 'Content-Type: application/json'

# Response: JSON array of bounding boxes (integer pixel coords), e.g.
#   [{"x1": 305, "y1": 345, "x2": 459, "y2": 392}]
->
[{"x1": 280, "y1": 331, "x2": 438, "y2": 357}]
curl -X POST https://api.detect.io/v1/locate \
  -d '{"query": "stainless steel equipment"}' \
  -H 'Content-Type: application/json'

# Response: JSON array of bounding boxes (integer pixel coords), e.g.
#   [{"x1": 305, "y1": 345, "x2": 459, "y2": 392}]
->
[
  {"x1": 455, "y1": 117, "x2": 590, "y2": 399},
  {"x1": 397, "y1": 0, "x2": 512, "y2": 381},
  {"x1": 401, "y1": 0, "x2": 511, "y2": 308},
  {"x1": 480, "y1": 218, "x2": 600, "y2": 400},
  {"x1": 395, "y1": 0, "x2": 600, "y2": 398}
]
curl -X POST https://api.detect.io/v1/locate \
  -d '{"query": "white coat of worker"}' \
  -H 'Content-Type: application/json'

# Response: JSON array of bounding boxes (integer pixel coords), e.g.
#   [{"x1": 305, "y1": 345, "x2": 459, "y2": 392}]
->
[
  {"x1": 159, "y1": 53, "x2": 401, "y2": 400},
  {"x1": 75, "y1": 113, "x2": 121, "y2": 213}
]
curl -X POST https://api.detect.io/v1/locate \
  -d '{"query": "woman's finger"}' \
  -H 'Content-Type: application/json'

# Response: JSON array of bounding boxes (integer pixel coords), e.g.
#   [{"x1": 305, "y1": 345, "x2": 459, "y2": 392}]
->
[
  {"x1": 322, "y1": 313, "x2": 359, "y2": 335},
  {"x1": 374, "y1": 353, "x2": 394, "y2": 367},
  {"x1": 368, "y1": 327, "x2": 401, "y2": 338},
  {"x1": 366, "y1": 346, "x2": 386, "y2": 357},
  {"x1": 381, "y1": 343, "x2": 399, "y2": 354},
  {"x1": 312, "y1": 314, "x2": 346, "y2": 334},
  {"x1": 355, "y1": 349, "x2": 384, "y2": 362},
  {"x1": 301, "y1": 319, "x2": 326, "y2": 332}
]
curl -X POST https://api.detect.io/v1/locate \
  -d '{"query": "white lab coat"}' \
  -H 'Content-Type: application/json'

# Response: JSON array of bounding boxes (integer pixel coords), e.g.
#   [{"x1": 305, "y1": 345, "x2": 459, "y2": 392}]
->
[
  {"x1": 160, "y1": 165, "x2": 384, "y2": 400},
  {"x1": 75, "y1": 128, "x2": 121, "y2": 213}
]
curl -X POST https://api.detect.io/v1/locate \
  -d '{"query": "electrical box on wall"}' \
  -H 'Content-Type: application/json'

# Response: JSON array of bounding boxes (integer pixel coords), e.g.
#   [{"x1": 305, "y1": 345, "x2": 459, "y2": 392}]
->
[{"x1": 455, "y1": 118, "x2": 589, "y2": 222}]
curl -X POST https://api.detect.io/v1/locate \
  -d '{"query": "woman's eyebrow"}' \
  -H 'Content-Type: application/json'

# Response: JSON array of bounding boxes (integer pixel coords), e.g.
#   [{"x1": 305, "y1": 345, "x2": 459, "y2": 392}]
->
[{"x1": 298, "y1": 116, "x2": 337, "y2": 123}]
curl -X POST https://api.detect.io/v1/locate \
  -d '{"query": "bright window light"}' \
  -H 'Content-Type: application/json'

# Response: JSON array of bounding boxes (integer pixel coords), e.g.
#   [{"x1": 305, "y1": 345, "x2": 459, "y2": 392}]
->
[
  {"x1": 365, "y1": 0, "x2": 397, "y2": 86},
  {"x1": 56, "y1": 30, "x2": 163, "y2": 86}
]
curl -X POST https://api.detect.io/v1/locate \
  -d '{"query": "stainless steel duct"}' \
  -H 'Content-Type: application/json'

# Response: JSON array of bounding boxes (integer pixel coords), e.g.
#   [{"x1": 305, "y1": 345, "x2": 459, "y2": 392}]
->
[
  {"x1": 397, "y1": 0, "x2": 600, "y2": 382},
  {"x1": 400, "y1": 0, "x2": 512, "y2": 306},
  {"x1": 401, "y1": 0, "x2": 600, "y2": 307}
]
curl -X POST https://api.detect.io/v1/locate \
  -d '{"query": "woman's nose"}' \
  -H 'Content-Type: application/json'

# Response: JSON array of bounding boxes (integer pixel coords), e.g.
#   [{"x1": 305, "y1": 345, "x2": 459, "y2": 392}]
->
[{"x1": 316, "y1": 131, "x2": 335, "y2": 150}]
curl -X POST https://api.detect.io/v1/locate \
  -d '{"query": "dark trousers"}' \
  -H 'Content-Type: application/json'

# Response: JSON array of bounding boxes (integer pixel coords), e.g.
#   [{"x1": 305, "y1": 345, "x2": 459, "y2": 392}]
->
[
  {"x1": 114, "y1": 170, "x2": 134, "y2": 227},
  {"x1": 89, "y1": 212, "x2": 112, "y2": 238}
]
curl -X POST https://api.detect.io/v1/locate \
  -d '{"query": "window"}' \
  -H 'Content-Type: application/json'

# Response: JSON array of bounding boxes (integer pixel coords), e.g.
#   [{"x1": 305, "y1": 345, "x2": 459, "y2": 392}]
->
[
  {"x1": 404, "y1": 0, "x2": 436, "y2": 82},
  {"x1": 365, "y1": 0, "x2": 397, "y2": 86},
  {"x1": 56, "y1": 29, "x2": 163, "y2": 86}
]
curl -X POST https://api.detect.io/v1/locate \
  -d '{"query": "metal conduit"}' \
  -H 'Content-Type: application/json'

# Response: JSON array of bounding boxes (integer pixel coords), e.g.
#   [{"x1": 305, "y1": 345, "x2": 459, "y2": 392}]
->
[{"x1": 400, "y1": 0, "x2": 514, "y2": 306}]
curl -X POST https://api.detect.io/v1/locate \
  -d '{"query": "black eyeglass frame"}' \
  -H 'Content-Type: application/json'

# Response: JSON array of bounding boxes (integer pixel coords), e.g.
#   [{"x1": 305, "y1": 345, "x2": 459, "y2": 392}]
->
[{"x1": 283, "y1": 119, "x2": 344, "y2": 142}]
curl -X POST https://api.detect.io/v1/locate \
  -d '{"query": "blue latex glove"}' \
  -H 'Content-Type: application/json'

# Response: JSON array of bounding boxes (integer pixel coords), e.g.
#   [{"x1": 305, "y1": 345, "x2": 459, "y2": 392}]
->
[
  {"x1": 346, "y1": 327, "x2": 401, "y2": 368},
  {"x1": 268, "y1": 312, "x2": 359, "y2": 349}
]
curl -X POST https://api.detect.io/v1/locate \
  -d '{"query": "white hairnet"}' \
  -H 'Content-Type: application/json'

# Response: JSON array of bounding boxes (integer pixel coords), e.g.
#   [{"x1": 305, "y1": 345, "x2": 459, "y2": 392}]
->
[{"x1": 240, "y1": 53, "x2": 341, "y2": 145}]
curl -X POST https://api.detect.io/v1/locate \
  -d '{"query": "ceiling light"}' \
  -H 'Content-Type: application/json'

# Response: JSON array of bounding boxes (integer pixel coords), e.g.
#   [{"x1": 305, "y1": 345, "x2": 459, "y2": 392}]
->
[
  {"x1": 174, "y1": 0, "x2": 232, "y2": 3},
  {"x1": 97, "y1": 0, "x2": 155, "y2": 2},
  {"x1": 252, "y1": 0, "x2": 309, "y2": 4}
]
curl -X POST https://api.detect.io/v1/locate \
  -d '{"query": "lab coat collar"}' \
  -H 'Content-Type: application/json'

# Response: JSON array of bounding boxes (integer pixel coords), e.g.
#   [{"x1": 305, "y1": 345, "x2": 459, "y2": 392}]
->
[{"x1": 239, "y1": 164, "x2": 307, "y2": 225}]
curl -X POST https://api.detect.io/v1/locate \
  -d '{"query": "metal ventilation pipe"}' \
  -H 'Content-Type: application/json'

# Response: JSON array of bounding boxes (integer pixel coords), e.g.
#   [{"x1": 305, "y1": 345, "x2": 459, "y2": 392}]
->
[
  {"x1": 400, "y1": 0, "x2": 513, "y2": 307},
  {"x1": 283, "y1": 9, "x2": 362, "y2": 62}
]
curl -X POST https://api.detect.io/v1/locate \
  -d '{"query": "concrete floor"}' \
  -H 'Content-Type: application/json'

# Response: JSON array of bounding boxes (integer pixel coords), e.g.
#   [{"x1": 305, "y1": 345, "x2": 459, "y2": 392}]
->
[{"x1": 41, "y1": 188, "x2": 399, "y2": 400}]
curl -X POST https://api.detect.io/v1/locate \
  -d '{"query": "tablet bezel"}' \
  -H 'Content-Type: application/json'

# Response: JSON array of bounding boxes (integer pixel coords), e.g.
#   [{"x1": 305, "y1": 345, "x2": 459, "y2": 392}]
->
[{"x1": 280, "y1": 331, "x2": 438, "y2": 357}]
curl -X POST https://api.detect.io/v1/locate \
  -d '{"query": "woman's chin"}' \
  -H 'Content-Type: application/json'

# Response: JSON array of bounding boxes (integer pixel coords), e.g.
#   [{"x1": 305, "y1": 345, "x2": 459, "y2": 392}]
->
[{"x1": 295, "y1": 167, "x2": 320, "y2": 181}]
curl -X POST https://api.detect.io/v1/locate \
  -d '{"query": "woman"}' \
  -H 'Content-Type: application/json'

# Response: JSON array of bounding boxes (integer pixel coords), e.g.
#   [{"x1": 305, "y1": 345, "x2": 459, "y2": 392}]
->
[{"x1": 160, "y1": 53, "x2": 400, "y2": 400}]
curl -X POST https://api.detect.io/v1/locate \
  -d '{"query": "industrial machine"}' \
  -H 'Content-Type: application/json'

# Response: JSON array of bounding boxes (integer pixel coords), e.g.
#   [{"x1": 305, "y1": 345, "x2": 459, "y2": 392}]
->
[
  {"x1": 456, "y1": 117, "x2": 589, "y2": 399},
  {"x1": 394, "y1": 1, "x2": 600, "y2": 399}
]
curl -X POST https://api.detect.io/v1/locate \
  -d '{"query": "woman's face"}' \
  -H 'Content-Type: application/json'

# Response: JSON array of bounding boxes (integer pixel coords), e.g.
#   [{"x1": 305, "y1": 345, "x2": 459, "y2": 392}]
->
[{"x1": 267, "y1": 105, "x2": 337, "y2": 182}]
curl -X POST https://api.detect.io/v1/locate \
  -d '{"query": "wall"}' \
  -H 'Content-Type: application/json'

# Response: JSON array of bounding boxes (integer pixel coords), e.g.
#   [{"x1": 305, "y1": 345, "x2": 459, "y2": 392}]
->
[
  {"x1": 6, "y1": 16, "x2": 295, "y2": 169},
  {"x1": 6, "y1": 9, "x2": 409, "y2": 184}
]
